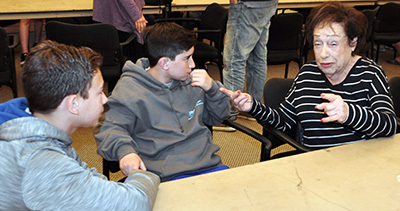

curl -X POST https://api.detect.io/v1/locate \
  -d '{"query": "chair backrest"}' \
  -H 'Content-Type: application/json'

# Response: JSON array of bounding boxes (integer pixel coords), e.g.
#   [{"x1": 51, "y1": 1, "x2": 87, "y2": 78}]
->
[
  {"x1": 193, "y1": 3, "x2": 229, "y2": 79},
  {"x1": 373, "y1": 3, "x2": 400, "y2": 34},
  {"x1": 45, "y1": 21, "x2": 123, "y2": 84},
  {"x1": 197, "y1": 3, "x2": 229, "y2": 45},
  {"x1": 267, "y1": 12, "x2": 304, "y2": 72},
  {"x1": 263, "y1": 78, "x2": 297, "y2": 139},
  {"x1": 263, "y1": 78, "x2": 293, "y2": 109},
  {"x1": 0, "y1": 27, "x2": 11, "y2": 75},
  {"x1": 362, "y1": 7, "x2": 379, "y2": 42},
  {"x1": 267, "y1": 12, "x2": 304, "y2": 52},
  {"x1": 389, "y1": 76, "x2": 400, "y2": 118},
  {"x1": 359, "y1": 7, "x2": 379, "y2": 57},
  {"x1": 0, "y1": 27, "x2": 17, "y2": 98},
  {"x1": 371, "y1": 3, "x2": 400, "y2": 62}
]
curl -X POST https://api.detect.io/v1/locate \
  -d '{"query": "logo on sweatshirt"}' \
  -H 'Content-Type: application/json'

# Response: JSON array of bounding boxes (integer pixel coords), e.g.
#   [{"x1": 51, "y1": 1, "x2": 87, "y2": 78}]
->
[{"x1": 188, "y1": 100, "x2": 204, "y2": 120}]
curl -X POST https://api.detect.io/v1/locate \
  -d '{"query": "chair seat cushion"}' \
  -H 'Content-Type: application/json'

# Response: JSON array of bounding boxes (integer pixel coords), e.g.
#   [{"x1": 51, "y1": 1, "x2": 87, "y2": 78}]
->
[
  {"x1": 373, "y1": 33, "x2": 400, "y2": 44},
  {"x1": 0, "y1": 71, "x2": 11, "y2": 84},
  {"x1": 267, "y1": 50, "x2": 299, "y2": 65},
  {"x1": 193, "y1": 42, "x2": 218, "y2": 62},
  {"x1": 101, "y1": 63, "x2": 122, "y2": 82}
]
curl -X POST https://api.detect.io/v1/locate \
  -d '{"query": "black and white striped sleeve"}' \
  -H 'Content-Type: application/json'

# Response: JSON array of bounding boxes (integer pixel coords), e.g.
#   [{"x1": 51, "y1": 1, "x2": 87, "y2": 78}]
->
[{"x1": 343, "y1": 66, "x2": 397, "y2": 138}]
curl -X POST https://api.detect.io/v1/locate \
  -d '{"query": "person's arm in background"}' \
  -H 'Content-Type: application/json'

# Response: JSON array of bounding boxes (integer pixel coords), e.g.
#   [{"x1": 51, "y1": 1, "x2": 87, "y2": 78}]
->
[{"x1": 119, "y1": 0, "x2": 148, "y2": 32}]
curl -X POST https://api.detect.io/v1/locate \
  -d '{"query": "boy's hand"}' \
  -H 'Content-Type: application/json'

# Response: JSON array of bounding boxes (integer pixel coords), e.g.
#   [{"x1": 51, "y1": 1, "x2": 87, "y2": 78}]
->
[
  {"x1": 119, "y1": 153, "x2": 147, "y2": 176},
  {"x1": 190, "y1": 69, "x2": 213, "y2": 91},
  {"x1": 220, "y1": 87, "x2": 252, "y2": 112}
]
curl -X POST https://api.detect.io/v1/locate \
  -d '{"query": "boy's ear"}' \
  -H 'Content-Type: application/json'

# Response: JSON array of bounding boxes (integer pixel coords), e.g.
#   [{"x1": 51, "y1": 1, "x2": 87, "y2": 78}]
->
[
  {"x1": 66, "y1": 94, "x2": 79, "y2": 115},
  {"x1": 158, "y1": 57, "x2": 170, "y2": 70}
]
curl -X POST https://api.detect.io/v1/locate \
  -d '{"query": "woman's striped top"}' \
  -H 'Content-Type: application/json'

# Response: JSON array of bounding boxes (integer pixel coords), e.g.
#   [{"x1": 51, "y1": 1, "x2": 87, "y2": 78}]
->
[{"x1": 249, "y1": 57, "x2": 397, "y2": 148}]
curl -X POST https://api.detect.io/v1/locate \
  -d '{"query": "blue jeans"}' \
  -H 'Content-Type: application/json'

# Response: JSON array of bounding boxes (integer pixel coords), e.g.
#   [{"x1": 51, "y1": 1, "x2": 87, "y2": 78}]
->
[
  {"x1": 168, "y1": 165, "x2": 230, "y2": 181},
  {"x1": 223, "y1": 1, "x2": 278, "y2": 114}
]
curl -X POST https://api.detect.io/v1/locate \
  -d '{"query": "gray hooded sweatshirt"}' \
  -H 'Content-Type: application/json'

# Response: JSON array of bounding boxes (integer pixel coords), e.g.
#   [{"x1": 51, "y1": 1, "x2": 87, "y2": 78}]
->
[
  {"x1": 0, "y1": 99, "x2": 159, "y2": 211},
  {"x1": 95, "y1": 59, "x2": 230, "y2": 181}
]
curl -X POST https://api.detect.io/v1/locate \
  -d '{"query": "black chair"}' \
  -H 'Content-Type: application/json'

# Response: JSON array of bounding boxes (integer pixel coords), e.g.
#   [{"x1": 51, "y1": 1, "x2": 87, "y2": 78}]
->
[
  {"x1": 0, "y1": 27, "x2": 18, "y2": 98},
  {"x1": 262, "y1": 78, "x2": 312, "y2": 159},
  {"x1": 371, "y1": 2, "x2": 400, "y2": 63},
  {"x1": 102, "y1": 119, "x2": 272, "y2": 179},
  {"x1": 360, "y1": 7, "x2": 379, "y2": 59},
  {"x1": 45, "y1": 21, "x2": 135, "y2": 93},
  {"x1": 388, "y1": 76, "x2": 400, "y2": 132},
  {"x1": 267, "y1": 12, "x2": 304, "y2": 78},
  {"x1": 155, "y1": 3, "x2": 229, "y2": 81}
]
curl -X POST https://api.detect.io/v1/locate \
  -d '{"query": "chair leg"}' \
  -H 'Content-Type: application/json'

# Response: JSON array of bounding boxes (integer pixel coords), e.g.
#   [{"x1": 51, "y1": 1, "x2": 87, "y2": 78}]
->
[
  {"x1": 375, "y1": 44, "x2": 380, "y2": 63},
  {"x1": 261, "y1": 143, "x2": 266, "y2": 161},
  {"x1": 260, "y1": 143, "x2": 271, "y2": 161},
  {"x1": 370, "y1": 41, "x2": 375, "y2": 61},
  {"x1": 303, "y1": 44, "x2": 310, "y2": 64},
  {"x1": 218, "y1": 60, "x2": 223, "y2": 82},
  {"x1": 102, "y1": 158, "x2": 110, "y2": 180},
  {"x1": 219, "y1": 67, "x2": 223, "y2": 82},
  {"x1": 10, "y1": 50, "x2": 17, "y2": 98},
  {"x1": 11, "y1": 81, "x2": 17, "y2": 98},
  {"x1": 284, "y1": 63, "x2": 289, "y2": 78},
  {"x1": 297, "y1": 58, "x2": 302, "y2": 73}
]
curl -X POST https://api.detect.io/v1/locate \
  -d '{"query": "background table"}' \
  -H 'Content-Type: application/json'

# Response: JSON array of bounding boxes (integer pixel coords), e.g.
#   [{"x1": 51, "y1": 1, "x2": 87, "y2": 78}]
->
[
  {"x1": 0, "y1": 0, "x2": 379, "y2": 20},
  {"x1": 0, "y1": 0, "x2": 163, "y2": 20},
  {"x1": 171, "y1": 0, "x2": 377, "y2": 11},
  {"x1": 153, "y1": 134, "x2": 400, "y2": 210}
]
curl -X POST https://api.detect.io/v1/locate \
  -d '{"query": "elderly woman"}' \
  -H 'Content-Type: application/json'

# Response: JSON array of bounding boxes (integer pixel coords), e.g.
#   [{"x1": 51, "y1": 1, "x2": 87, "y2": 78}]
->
[{"x1": 220, "y1": 1, "x2": 397, "y2": 148}]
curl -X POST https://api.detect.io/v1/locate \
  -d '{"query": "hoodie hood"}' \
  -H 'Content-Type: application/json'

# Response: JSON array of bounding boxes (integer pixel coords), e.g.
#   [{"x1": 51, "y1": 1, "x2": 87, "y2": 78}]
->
[{"x1": 0, "y1": 98, "x2": 32, "y2": 125}]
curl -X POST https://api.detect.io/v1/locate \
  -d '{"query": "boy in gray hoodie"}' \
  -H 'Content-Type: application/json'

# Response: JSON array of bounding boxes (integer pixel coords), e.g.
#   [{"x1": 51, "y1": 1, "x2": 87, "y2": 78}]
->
[
  {"x1": 0, "y1": 40, "x2": 159, "y2": 210},
  {"x1": 95, "y1": 22, "x2": 230, "y2": 182}
]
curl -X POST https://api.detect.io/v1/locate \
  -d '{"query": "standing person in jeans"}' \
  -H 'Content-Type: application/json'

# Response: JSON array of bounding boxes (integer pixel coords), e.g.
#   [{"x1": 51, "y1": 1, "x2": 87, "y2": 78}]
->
[{"x1": 222, "y1": 0, "x2": 278, "y2": 120}]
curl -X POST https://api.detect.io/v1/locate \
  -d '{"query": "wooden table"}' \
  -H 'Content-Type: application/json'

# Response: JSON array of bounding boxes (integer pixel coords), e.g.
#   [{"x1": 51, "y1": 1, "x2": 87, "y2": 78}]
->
[
  {"x1": 153, "y1": 134, "x2": 400, "y2": 210},
  {"x1": 0, "y1": 0, "x2": 378, "y2": 20}
]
